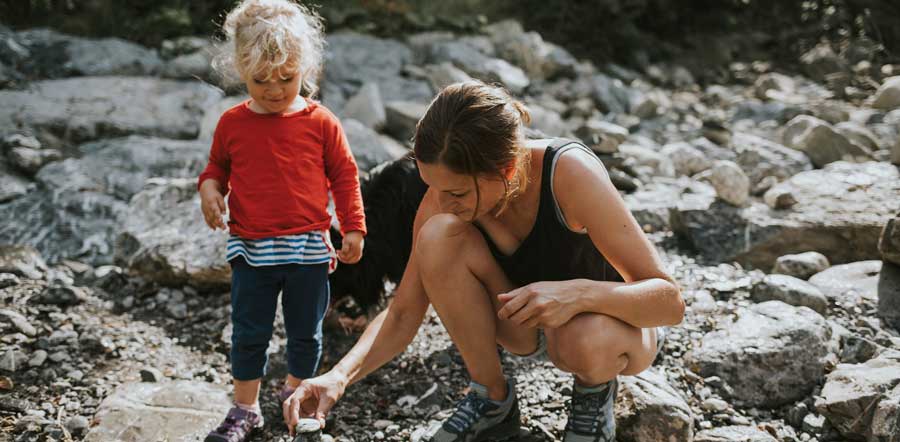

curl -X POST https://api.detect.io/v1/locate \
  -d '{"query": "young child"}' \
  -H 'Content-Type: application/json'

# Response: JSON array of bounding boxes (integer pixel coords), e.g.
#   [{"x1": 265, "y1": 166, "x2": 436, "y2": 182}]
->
[{"x1": 198, "y1": 1, "x2": 366, "y2": 440}]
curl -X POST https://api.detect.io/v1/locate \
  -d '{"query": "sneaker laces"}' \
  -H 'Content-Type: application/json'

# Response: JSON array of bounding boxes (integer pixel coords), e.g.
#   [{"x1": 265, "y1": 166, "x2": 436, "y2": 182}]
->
[
  {"x1": 444, "y1": 392, "x2": 493, "y2": 433},
  {"x1": 566, "y1": 387, "x2": 609, "y2": 434}
]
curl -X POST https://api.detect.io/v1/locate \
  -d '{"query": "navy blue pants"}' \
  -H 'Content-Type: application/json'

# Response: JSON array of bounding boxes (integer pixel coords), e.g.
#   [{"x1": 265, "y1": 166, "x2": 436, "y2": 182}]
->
[{"x1": 229, "y1": 257, "x2": 330, "y2": 381}]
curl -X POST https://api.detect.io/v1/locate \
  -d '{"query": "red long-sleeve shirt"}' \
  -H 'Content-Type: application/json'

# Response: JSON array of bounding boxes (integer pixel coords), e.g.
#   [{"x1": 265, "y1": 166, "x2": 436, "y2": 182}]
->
[{"x1": 198, "y1": 98, "x2": 366, "y2": 239}]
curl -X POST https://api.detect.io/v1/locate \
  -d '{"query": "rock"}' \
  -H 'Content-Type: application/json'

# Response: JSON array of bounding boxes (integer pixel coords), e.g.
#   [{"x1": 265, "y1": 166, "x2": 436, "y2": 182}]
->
[
  {"x1": 671, "y1": 162, "x2": 900, "y2": 268},
  {"x1": 0, "y1": 349, "x2": 27, "y2": 372},
  {"x1": 342, "y1": 82, "x2": 386, "y2": 130},
  {"x1": 893, "y1": 136, "x2": 900, "y2": 166},
  {"x1": 880, "y1": 215, "x2": 900, "y2": 266},
  {"x1": 115, "y1": 178, "x2": 230, "y2": 290},
  {"x1": 751, "y1": 274, "x2": 828, "y2": 313},
  {"x1": 0, "y1": 136, "x2": 209, "y2": 265},
  {"x1": 615, "y1": 368, "x2": 694, "y2": 442},
  {"x1": 772, "y1": 251, "x2": 830, "y2": 279},
  {"x1": 694, "y1": 426, "x2": 777, "y2": 442},
  {"x1": 343, "y1": 119, "x2": 408, "y2": 172},
  {"x1": 0, "y1": 309, "x2": 35, "y2": 337},
  {"x1": 840, "y1": 335, "x2": 879, "y2": 364},
  {"x1": 0, "y1": 77, "x2": 221, "y2": 143},
  {"x1": 161, "y1": 51, "x2": 214, "y2": 81},
  {"x1": 871, "y1": 392, "x2": 900, "y2": 442},
  {"x1": 731, "y1": 133, "x2": 812, "y2": 187},
  {"x1": 873, "y1": 76, "x2": 900, "y2": 110},
  {"x1": 0, "y1": 273, "x2": 19, "y2": 289},
  {"x1": 84, "y1": 381, "x2": 231, "y2": 442},
  {"x1": 0, "y1": 160, "x2": 31, "y2": 202},
  {"x1": 754, "y1": 72, "x2": 795, "y2": 100},
  {"x1": 484, "y1": 20, "x2": 577, "y2": 80},
  {"x1": 140, "y1": 367, "x2": 164, "y2": 383},
  {"x1": 575, "y1": 120, "x2": 628, "y2": 154},
  {"x1": 624, "y1": 177, "x2": 715, "y2": 232},
  {"x1": 762, "y1": 186, "x2": 796, "y2": 210},
  {"x1": 422, "y1": 40, "x2": 529, "y2": 94},
  {"x1": 815, "y1": 349, "x2": 900, "y2": 441},
  {"x1": 65, "y1": 415, "x2": 90, "y2": 437},
  {"x1": 7, "y1": 146, "x2": 61, "y2": 175},
  {"x1": 0, "y1": 245, "x2": 47, "y2": 279},
  {"x1": 2, "y1": 134, "x2": 41, "y2": 150},
  {"x1": 799, "y1": 42, "x2": 847, "y2": 83},
  {"x1": 687, "y1": 301, "x2": 831, "y2": 407},
  {"x1": 834, "y1": 121, "x2": 881, "y2": 152},
  {"x1": 877, "y1": 262, "x2": 900, "y2": 330},
  {"x1": 384, "y1": 101, "x2": 427, "y2": 142},
  {"x1": 808, "y1": 260, "x2": 881, "y2": 304},
  {"x1": 423, "y1": 62, "x2": 473, "y2": 91},
  {"x1": 32, "y1": 285, "x2": 87, "y2": 306},
  {"x1": 28, "y1": 350, "x2": 47, "y2": 367},
  {"x1": 590, "y1": 73, "x2": 632, "y2": 115},
  {"x1": 695, "y1": 160, "x2": 750, "y2": 207},
  {"x1": 618, "y1": 142, "x2": 675, "y2": 180},
  {"x1": 782, "y1": 115, "x2": 871, "y2": 167},
  {"x1": 661, "y1": 142, "x2": 712, "y2": 177},
  {"x1": 526, "y1": 104, "x2": 570, "y2": 137}
]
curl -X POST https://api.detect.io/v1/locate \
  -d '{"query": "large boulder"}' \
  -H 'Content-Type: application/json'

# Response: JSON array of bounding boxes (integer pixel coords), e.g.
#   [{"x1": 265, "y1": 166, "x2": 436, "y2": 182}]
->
[
  {"x1": 342, "y1": 119, "x2": 408, "y2": 172},
  {"x1": 0, "y1": 136, "x2": 208, "y2": 265},
  {"x1": 0, "y1": 77, "x2": 222, "y2": 143},
  {"x1": 873, "y1": 76, "x2": 900, "y2": 111},
  {"x1": 483, "y1": 20, "x2": 577, "y2": 80},
  {"x1": 9, "y1": 28, "x2": 162, "y2": 79},
  {"x1": 424, "y1": 40, "x2": 529, "y2": 94},
  {"x1": 687, "y1": 301, "x2": 831, "y2": 408},
  {"x1": 731, "y1": 132, "x2": 812, "y2": 186},
  {"x1": 84, "y1": 381, "x2": 231, "y2": 442},
  {"x1": 615, "y1": 368, "x2": 694, "y2": 442},
  {"x1": 115, "y1": 178, "x2": 229, "y2": 290},
  {"x1": 671, "y1": 162, "x2": 900, "y2": 268},
  {"x1": 808, "y1": 260, "x2": 881, "y2": 305},
  {"x1": 815, "y1": 349, "x2": 900, "y2": 441},
  {"x1": 782, "y1": 115, "x2": 871, "y2": 168}
]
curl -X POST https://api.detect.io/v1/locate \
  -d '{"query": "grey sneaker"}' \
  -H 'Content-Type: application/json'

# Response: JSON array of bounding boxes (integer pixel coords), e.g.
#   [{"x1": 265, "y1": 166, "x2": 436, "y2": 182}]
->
[
  {"x1": 426, "y1": 379, "x2": 520, "y2": 442},
  {"x1": 563, "y1": 378, "x2": 618, "y2": 442}
]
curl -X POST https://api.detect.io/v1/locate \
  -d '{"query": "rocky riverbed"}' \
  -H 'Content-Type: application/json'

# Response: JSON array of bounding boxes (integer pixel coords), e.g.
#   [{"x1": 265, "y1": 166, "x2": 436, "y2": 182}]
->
[{"x1": 1, "y1": 17, "x2": 900, "y2": 442}]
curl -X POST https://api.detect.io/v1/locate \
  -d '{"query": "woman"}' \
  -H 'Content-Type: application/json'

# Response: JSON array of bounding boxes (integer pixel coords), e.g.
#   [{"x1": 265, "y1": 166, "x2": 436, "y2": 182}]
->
[{"x1": 283, "y1": 81, "x2": 684, "y2": 442}]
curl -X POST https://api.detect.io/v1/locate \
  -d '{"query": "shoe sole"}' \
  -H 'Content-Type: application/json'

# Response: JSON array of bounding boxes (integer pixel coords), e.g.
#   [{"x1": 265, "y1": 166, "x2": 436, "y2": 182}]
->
[{"x1": 471, "y1": 406, "x2": 521, "y2": 442}]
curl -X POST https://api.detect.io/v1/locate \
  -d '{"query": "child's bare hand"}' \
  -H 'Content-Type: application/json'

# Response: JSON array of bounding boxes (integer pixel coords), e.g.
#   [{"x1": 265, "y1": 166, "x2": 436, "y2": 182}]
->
[
  {"x1": 199, "y1": 183, "x2": 227, "y2": 231},
  {"x1": 336, "y1": 230, "x2": 364, "y2": 264}
]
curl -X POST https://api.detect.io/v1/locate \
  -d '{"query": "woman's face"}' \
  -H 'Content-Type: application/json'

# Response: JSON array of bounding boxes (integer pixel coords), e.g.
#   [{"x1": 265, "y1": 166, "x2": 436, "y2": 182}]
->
[{"x1": 417, "y1": 160, "x2": 507, "y2": 220}]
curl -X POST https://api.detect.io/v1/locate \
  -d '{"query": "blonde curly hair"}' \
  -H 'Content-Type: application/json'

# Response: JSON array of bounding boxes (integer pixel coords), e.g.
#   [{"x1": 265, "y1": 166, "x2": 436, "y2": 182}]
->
[{"x1": 213, "y1": 0, "x2": 325, "y2": 97}]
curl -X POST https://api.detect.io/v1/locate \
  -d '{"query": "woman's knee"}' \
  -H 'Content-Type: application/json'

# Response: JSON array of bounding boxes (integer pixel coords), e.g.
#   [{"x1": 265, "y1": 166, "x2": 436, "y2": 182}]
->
[
  {"x1": 547, "y1": 313, "x2": 638, "y2": 376},
  {"x1": 415, "y1": 213, "x2": 474, "y2": 272}
]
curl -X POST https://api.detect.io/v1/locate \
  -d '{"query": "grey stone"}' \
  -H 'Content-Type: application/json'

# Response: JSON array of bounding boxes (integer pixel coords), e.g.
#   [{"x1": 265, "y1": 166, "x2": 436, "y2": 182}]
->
[
  {"x1": 160, "y1": 50, "x2": 214, "y2": 81},
  {"x1": 526, "y1": 104, "x2": 570, "y2": 137},
  {"x1": 7, "y1": 146, "x2": 61, "y2": 175},
  {"x1": 873, "y1": 76, "x2": 900, "y2": 111},
  {"x1": 0, "y1": 160, "x2": 31, "y2": 202},
  {"x1": 575, "y1": 120, "x2": 628, "y2": 155},
  {"x1": 772, "y1": 252, "x2": 830, "y2": 279},
  {"x1": 28, "y1": 349, "x2": 47, "y2": 367},
  {"x1": 2, "y1": 134, "x2": 41, "y2": 150},
  {"x1": 834, "y1": 121, "x2": 881, "y2": 152},
  {"x1": 877, "y1": 262, "x2": 900, "y2": 330},
  {"x1": 731, "y1": 133, "x2": 812, "y2": 187},
  {"x1": 484, "y1": 20, "x2": 577, "y2": 80},
  {"x1": 799, "y1": 42, "x2": 848, "y2": 83},
  {"x1": 661, "y1": 142, "x2": 712, "y2": 177},
  {"x1": 0, "y1": 245, "x2": 47, "y2": 279},
  {"x1": 84, "y1": 381, "x2": 231, "y2": 442},
  {"x1": 0, "y1": 349, "x2": 26, "y2": 372},
  {"x1": 625, "y1": 177, "x2": 715, "y2": 232},
  {"x1": 671, "y1": 162, "x2": 900, "y2": 268},
  {"x1": 762, "y1": 186, "x2": 796, "y2": 210},
  {"x1": 342, "y1": 83, "x2": 386, "y2": 130},
  {"x1": 384, "y1": 101, "x2": 427, "y2": 142},
  {"x1": 423, "y1": 63, "x2": 473, "y2": 91},
  {"x1": 751, "y1": 274, "x2": 828, "y2": 313},
  {"x1": 422, "y1": 40, "x2": 529, "y2": 94},
  {"x1": 618, "y1": 142, "x2": 675, "y2": 180},
  {"x1": 115, "y1": 178, "x2": 230, "y2": 290},
  {"x1": 0, "y1": 308, "x2": 36, "y2": 336},
  {"x1": 590, "y1": 73, "x2": 632, "y2": 115},
  {"x1": 342, "y1": 119, "x2": 407, "y2": 173},
  {"x1": 32, "y1": 285, "x2": 86, "y2": 306},
  {"x1": 695, "y1": 160, "x2": 750, "y2": 207},
  {"x1": 140, "y1": 367, "x2": 164, "y2": 383},
  {"x1": 782, "y1": 115, "x2": 871, "y2": 167},
  {"x1": 871, "y1": 392, "x2": 900, "y2": 442},
  {"x1": 754, "y1": 72, "x2": 796, "y2": 100},
  {"x1": 815, "y1": 349, "x2": 900, "y2": 441},
  {"x1": 694, "y1": 426, "x2": 777, "y2": 442},
  {"x1": 0, "y1": 77, "x2": 221, "y2": 143},
  {"x1": 687, "y1": 301, "x2": 831, "y2": 408},
  {"x1": 65, "y1": 415, "x2": 90, "y2": 437},
  {"x1": 808, "y1": 260, "x2": 881, "y2": 304},
  {"x1": 880, "y1": 215, "x2": 900, "y2": 266},
  {"x1": 615, "y1": 368, "x2": 694, "y2": 442},
  {"x1": 840, "y1": 335, "x2": 879, "y2": 364}
]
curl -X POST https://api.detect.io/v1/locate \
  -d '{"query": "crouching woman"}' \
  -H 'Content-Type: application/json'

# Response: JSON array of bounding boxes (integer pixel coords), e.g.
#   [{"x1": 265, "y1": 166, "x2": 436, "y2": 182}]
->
[{"x1": 284, "y1": 81, "x2": 684, "y2": 442}]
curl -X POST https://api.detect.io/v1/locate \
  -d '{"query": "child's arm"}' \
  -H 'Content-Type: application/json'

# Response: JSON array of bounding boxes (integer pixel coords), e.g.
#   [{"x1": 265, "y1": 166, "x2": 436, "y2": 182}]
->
[
  {"x1": 322, "y1": 114, "x2": 366, "y2": 239},
  {"x1": 198, "y1": 122, "x2": 231, "y2": 230}
]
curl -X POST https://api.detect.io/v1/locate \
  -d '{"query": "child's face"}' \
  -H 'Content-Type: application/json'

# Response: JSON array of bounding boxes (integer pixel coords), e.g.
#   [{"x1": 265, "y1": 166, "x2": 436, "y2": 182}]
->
[{"x1": 244, "y1": 66, "x2": 302, "y2": 114}]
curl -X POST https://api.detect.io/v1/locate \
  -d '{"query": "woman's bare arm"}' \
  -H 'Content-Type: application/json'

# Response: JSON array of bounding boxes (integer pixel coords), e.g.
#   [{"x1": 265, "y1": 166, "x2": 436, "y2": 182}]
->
[{"x1": 553, "y1": 148, "x2": 684, "y2": 327}]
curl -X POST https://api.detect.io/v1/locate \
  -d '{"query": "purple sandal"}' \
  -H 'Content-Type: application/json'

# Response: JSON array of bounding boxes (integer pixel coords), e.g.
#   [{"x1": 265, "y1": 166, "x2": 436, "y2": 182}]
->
[{"x1": 205, "y1": 406, "x2": 263, "y2": 442}]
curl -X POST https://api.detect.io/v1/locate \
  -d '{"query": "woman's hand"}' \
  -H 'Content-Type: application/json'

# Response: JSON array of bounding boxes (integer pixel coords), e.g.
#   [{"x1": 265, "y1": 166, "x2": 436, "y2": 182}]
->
[
  {"x1": 496, "y1": 281, "x2": 582, "y2": 329},
  {"x1": 283, "y1": 371, "x2": 348, "y2": 436},
  {"x1": 337, "y1": 230, "x2": 364, "y2": 264}
]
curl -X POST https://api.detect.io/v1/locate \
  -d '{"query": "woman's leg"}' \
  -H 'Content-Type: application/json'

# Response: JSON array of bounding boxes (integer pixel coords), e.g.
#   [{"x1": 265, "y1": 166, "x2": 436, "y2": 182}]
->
[
  {"x1": 545, "y1": 313, "x2": 659, "y2": 385},
  {"x1": 416, "y1": 214, "x2": 537, "y2": 401}
]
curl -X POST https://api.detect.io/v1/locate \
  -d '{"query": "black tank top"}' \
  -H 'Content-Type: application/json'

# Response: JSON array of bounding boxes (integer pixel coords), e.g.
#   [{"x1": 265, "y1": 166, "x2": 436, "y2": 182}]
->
[{"x1": 476, "y1": 139, "x2": 623, "y2": 287}]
